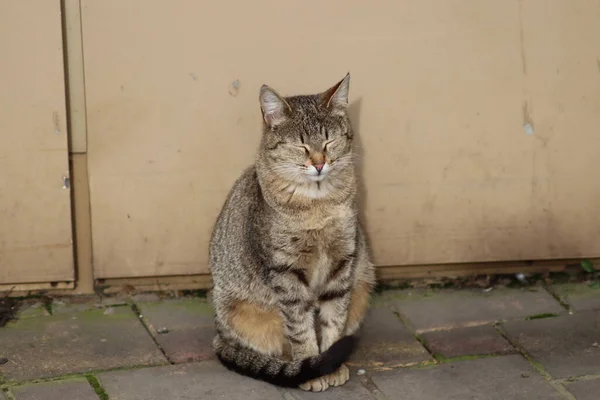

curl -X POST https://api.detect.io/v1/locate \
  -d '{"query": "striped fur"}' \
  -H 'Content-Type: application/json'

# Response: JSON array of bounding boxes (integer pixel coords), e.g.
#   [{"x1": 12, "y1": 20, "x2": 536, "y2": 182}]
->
[{"x1": 209, "y1": 74, "x2": 375, "y2": 391}]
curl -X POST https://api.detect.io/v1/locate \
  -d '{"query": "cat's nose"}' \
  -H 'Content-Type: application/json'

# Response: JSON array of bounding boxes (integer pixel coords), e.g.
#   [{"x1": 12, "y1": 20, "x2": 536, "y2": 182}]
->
[{"x1": 314, "y1": 163, "x2": 325, "y2": 173}]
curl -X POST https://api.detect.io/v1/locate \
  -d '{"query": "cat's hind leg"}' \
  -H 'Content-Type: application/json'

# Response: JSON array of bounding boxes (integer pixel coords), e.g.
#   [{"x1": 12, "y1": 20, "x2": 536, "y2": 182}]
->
[
  {"x1": 224, "y1": 300, "x2": 286, "y2": 357},
  {"x1": 344, "y1": 279, "x2": 373, "y2": 336}
]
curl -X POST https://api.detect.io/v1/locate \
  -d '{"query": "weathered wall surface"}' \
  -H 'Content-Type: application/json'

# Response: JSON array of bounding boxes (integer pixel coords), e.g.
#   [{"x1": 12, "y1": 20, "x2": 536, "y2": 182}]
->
[
  {"x1": 3, "y1": 1, "x2": 600, "y2": 286},
  {"x1": 81, "y1": 0, "x2": 600, "y2": 278},
  {"x1": 0, "y1": 0, "x2": 74, "y2": 285}
]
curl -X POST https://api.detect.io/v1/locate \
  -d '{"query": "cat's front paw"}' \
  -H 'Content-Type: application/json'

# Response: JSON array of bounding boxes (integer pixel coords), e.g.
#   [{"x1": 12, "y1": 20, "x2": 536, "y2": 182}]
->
[
  {"x1": 326, "y1": 363, "x2": 350, "y2": 387},
  {"x1": 298, "y1": 364, "x2": 350, "y2": 392},
  {"x1": 299, "y1": 376, "x2": 329, "y2": 392}
]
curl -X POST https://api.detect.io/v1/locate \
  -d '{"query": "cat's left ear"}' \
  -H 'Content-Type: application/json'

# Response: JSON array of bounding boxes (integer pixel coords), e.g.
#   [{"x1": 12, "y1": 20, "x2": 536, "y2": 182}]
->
[
  {"x1": 321, "y1": 73, "x2": 350, "y2": 110},
  {"x1": 260, "y1": 85, "x2": 292, "y2": 129}
]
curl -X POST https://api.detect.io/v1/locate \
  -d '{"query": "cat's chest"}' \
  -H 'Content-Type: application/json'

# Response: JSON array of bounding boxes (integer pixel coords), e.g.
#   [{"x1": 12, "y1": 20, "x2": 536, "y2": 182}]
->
[
  {"x1": 268, "y1": 205, "x2": 356, "y2": 287},
  {"x1": 290, "y1": 221, "x2": 356, "y2": 289}
]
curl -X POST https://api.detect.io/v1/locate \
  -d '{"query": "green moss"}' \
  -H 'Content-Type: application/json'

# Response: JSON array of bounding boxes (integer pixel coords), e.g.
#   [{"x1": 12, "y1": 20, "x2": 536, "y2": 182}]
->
[
  {"x1": 434, "y1": 353, "x2": 496, "y2": 363},
  {"x1": 580, "y1": 259, "x2": 595, "y2": 273},
  {"x1": 3, "y1": 307, "x2": 137, "y2": 333},
  {"x1": 413, "y1": 335, "x2": 429, "y2": 349},
  {"x1": 81, "y1": 308, "x2": 134, "y2": 320},
  {"x1": 526, "y1": 358, "x2": 547, "y2": 375},
  {"x1": 1, "y1": 387, "x2": 15, "y2": 400},
  {"x1": 42, "y1": 299, "x2": 53, "y2": 315},
  {"x1": 553, "y1": 282, "x2": 600, "y2": 297},
  {"x1": 525, "y1": 313, "x2": 559, "y2": 320},
  {"x1": 86, "y1": 375, "x2": 109, "y2": 400},
  {"x1": 17, "y1": 305, "x2": 51, "y2": 320},
  {"x1": 1, "y1": 314, "x2": 51, "y2": 330}
]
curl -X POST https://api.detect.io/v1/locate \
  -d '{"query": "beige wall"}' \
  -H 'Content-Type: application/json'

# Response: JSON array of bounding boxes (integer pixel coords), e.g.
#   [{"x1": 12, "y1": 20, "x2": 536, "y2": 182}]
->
[
  {"x1": 0, "y1": 1, "x2": 74, "y2": 285},
  {"x1": 82, "y1": 0, "x2": 600, "y2": 279},
  {"x1": 79, "y1": 0, "x2": 600, "y2": 279},
  {"x1": 2, "y1": 1, "x2": 600, "y2": 286}
]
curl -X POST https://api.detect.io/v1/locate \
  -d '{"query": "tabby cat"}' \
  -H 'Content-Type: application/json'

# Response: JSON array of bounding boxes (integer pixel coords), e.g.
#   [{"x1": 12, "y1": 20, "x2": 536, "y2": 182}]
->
[{"x1": 209, "y1": 74, "x2": 375, "y2": 392}]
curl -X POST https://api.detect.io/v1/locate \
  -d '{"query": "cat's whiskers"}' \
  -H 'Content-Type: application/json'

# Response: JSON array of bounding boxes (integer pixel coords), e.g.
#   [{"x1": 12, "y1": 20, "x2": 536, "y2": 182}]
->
[{"x1": 270, "y1": 159, "x2": 357, "y2": 200}]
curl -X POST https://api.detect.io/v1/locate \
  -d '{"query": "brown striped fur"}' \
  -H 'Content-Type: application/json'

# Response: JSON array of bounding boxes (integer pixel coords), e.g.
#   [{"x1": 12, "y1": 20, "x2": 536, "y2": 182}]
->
[{"x1": 209, "y1": 74, "x2": 375, "y2": 391}]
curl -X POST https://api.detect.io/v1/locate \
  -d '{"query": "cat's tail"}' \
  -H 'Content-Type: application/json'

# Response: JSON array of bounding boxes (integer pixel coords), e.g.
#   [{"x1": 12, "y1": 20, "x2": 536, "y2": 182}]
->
[{"x1": 213, "y1": 334, "x2": 357, "y2": 387}]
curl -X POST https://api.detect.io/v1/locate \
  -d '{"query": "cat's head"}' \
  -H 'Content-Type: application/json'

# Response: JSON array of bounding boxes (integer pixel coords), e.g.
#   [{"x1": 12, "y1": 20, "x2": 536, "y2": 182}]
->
[{"x1": 257, "y1": 74, "x2": 354, "y2": 191}]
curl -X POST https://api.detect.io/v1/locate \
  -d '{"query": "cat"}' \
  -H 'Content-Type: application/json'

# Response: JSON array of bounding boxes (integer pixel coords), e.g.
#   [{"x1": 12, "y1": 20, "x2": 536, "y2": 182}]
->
[{"x1": 209, "y1": 74, "x2": 375, "y2": 392}]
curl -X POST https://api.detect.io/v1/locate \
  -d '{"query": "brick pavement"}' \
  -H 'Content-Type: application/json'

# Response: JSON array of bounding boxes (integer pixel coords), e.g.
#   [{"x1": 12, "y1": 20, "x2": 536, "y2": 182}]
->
[{"x1": 1, "y1": 283, "x2": 599, "y2": 399}]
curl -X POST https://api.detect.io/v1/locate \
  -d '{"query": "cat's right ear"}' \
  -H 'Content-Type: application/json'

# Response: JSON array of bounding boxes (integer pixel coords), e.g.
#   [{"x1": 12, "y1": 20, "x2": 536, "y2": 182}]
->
[{"x1": 259, "y1": 85, "x2": 291, "y2": 129}]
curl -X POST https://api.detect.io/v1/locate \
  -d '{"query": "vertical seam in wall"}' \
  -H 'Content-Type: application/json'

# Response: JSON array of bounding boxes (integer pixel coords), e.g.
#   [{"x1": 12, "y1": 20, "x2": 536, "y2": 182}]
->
[
  {"x1": 59, "y1": 0, "x2": 77, "y2": 286},
  {"x1": 77, "y1": 0, "x2": 90, "y2": 154},
  {"x1": 61, "y1": 0, "x2": 89, "y2": 153},
  {"x1": 61, "y1": 0, "x2": 95, "y2": 293}
]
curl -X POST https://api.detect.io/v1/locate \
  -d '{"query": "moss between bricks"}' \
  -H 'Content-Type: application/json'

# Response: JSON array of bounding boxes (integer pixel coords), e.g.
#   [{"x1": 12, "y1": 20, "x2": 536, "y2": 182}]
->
[
  {"x1": 525, "y1": 313, "x2": 560, "y2": 320},
  {"x1": 433, "y1": 353, "x2": 498, "y2": 364},
  {"x1": 86, "y1": 375, "x2": 109, "y2": 400},
  {"x1": 413, "y1": 334, "x2": 434, "y2": 355},
  {"x1": 524, "y1": 358, "x2": 548, "y2": 377},
  {"x1": 1, "y1": 387, "x2": 15, "y2": 400}
]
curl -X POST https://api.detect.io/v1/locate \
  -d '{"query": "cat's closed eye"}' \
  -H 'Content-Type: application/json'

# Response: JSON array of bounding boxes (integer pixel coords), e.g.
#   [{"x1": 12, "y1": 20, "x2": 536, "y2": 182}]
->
[
  {"x1": 290, "y1": 144, "x2": 310, "y2": 157},
  {"x1": 323, "y1": 140, "x2": 336, "y2": 151}
]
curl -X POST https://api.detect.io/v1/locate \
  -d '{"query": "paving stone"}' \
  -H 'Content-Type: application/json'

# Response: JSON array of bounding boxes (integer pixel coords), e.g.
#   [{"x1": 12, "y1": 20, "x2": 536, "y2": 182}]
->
[
  {"x1": 371, "y1": 355, "x2": 562, "y2": 399},
  {"x1": 13, "y1": 379, "x2": 98, "y2": 400},
  {"x1": 49, "y1": 295, "x2": 134, "y2": 316},
  {"x1": 99, "y1": 361, "x2": 284, "y2": 400},
  {"x1": 349, "y1": 306, "x2": 431, "y2": 368},
  {"x1": 98, "y1": 295, "x2": 131, "y2": 307},
  {"x1": 51, "y1": 297, "x2": 101, "y2": 315},
  {"x1": 283, "y1": 376, "x2": 375, "y2": 399},
  {"x1": 564, "y1": 378, "x2": 600, "y2": 400},
  {"x1": 137, "y1": 299, "x2": 213, "y2": 329},
  {"x1": 551, "y1": 283, "x2": 600, "y2": 312},
  {"x1": 503, "y1": 311, "x2": 600, "y2": 378},
  {"x1": 389, "y1": 288, "x2": 564, "y2": 332},
  {"x1": 0, "y1": 307, "x2": 167, "y2": 381},
  {"x1": 153, "y1": 326, "x2": 215, "y2": 363},
  {"x1": 421, "y1": 324, "x2": 515, "y2": 359},
  {"x1": 137, "y1": 299, "x2": 215, "y2": 363},
  {"x1": 17, "y1": 303, "x2": 51, "y2": 319}
]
